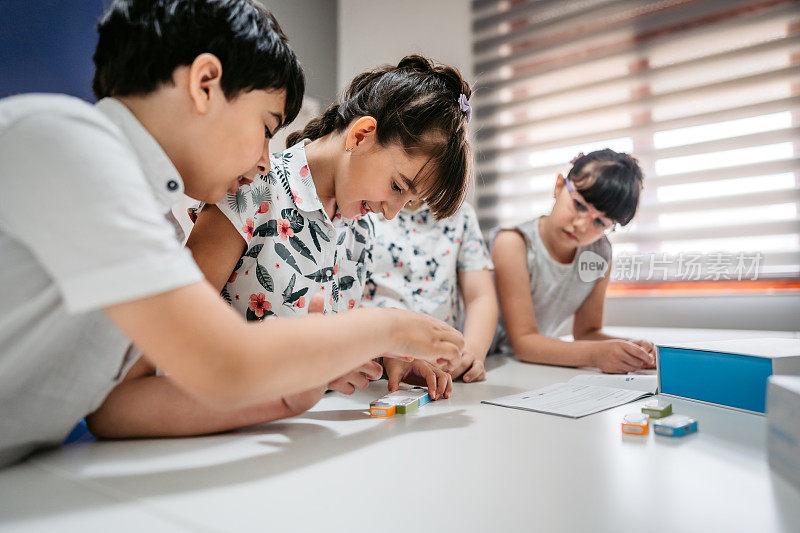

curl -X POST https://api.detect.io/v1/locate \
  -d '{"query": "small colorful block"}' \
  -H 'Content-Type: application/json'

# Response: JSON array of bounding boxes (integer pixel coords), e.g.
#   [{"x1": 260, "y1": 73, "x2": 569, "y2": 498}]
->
[
  {"x1": 370, "y1": 388, "x2": 430, "y2": 417},
  {"x1": 621, "y1": 413, "x2": 649, "y2": 435},
  {"x1": 653, "y1": 415, "x2": 698, "y2": 437},
  {"x1": 641, "y1": 399, "x2": 672, "y2": 419},
  {"x1": 369, "y1": 402, "x2": 395, "y2": 417}
]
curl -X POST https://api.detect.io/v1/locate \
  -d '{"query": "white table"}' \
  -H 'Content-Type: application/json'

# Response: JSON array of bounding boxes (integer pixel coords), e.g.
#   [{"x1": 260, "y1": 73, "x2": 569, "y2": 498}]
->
[{"x1": 2, "y1": 327, "x2": 799, "y2": 533}]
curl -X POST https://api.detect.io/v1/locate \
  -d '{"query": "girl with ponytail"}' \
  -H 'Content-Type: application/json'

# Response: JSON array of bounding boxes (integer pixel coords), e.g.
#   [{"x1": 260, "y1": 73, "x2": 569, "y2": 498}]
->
[{"x1": 179, "y1": 55, "x2": 474, "y2": 409}]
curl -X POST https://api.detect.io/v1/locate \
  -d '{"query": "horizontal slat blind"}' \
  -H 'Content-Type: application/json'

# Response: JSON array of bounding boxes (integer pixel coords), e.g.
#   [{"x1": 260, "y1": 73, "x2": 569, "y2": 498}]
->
[{"x1": 473, "y1": 0, "x2": 800, "y2": 281}]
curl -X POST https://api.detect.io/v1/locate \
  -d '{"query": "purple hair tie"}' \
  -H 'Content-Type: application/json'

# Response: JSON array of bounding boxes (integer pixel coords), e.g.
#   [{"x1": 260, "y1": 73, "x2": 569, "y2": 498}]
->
[
  {"x1": 570, "y1": 152, "x2": 584, "y2": 165},
  {"x1": 458, "y1": 93, "x2": 471, "y2": 123}
]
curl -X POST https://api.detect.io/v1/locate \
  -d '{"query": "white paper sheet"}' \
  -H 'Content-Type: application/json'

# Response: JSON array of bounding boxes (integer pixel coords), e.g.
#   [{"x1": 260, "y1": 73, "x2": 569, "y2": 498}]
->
[
  {"x1": 482, "y1": 374, "x2": 657, "y2": 418},
  {"x1": 568, "y1": 373, "x2": 657, "y2": 393}
]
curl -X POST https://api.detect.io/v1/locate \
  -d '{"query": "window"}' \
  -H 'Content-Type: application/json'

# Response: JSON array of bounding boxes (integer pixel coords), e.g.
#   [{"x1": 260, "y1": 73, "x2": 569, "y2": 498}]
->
[{"x1": 472, "y1": 0, "x2": 800, "y2": 287}]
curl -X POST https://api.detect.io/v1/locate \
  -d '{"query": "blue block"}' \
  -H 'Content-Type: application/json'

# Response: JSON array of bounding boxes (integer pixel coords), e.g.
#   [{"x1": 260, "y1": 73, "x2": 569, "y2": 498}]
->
[
  {"x1": 653, "y1": 415, "x2": 698, "y2": 437},
  {"x1": 657, "y1": 339, "x2": 800, "y2": 414},
  {"x1": 417, "y1": 393, "x2": 431, "y2": 408}
]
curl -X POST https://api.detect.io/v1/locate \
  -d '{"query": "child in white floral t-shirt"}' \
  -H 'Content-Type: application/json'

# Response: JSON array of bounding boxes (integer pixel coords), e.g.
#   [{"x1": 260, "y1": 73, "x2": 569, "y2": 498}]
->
[
  {"x1": 201, "y1": 138, "x2": 375, "y2": 319},
  {"x1": 365, "y1": 200, "x2": 498, "y2": 392},
  {"x1": 186, "y1": 55, "x2": 478, "y2": 405}
]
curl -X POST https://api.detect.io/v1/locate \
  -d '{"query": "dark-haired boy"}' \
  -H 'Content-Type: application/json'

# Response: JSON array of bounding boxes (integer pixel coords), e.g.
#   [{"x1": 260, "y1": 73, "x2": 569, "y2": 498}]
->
[{"x1": 0, "y1": 0, "x2": 463, "y2": 466}]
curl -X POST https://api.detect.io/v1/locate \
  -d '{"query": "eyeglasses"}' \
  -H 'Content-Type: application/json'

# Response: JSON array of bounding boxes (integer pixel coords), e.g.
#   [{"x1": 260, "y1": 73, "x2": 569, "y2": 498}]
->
[{"x1": 563, "y1": 175, "x2": 617, "y2": 235}]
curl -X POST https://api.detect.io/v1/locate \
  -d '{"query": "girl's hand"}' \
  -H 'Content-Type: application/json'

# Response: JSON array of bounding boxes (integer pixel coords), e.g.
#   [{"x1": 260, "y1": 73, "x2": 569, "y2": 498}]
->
[
  {"x1": 384, "y1": 309, "x2": 464, "y2": 368},
  {"x1": 631, "y1": 339, "x2": 657, "y2": 368},
  {"x1": 449, "y1": 350, "x2": 487, "y2": 383},
  {"x1": 462, "y1": 359, "x2": 486, "y2": 382},
  {"x1": 452, "y1": 352, "x2": 486, "y2": 383},
  {"x1": 384, "y1": 358, "x2": 452, "y2": 401},
  {"x1": 591, "y1": 340, "x2": 655, "y2": 374},
  {"x1": 327, "y1": 360, "x2": 383, "y2": 394},
  {"x1": 281, "y1": 385, "x2": 326, "y2": 416}
]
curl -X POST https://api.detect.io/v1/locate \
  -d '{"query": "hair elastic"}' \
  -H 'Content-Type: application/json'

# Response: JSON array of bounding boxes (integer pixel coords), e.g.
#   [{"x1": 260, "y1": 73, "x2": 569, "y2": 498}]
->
[{"x1": 458, "y1": 93, "x2": 471, "y2": 123}]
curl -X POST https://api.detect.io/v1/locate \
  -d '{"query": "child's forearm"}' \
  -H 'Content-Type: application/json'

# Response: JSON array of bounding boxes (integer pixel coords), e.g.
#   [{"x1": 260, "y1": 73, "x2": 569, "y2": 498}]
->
[
  {"x1": 107, "y1": 282, "x2": 462, "y2": 411},
  {"x1": 462, "y1": 292, "x2": 498, "y2": 360},
  {"x1": 576, "y1": 329, "x2": 650, "y2": 351},
  {"x1": 574, "y1": 328, "x2": 616, "y2": 342},
  {"x1": 86, "y1": 375, "x2": 293, "y2": 439},
  {"x1": 511, "y1": 332, "x2": 596, "y2": 368}
]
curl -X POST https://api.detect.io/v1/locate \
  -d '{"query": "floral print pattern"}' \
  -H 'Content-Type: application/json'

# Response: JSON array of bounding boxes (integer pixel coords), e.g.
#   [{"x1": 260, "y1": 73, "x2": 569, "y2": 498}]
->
[
  {"x1": 216, "y1": 139, "x2": 373, "y2": 319},
  {"x1": 248, "y1": 292, "x2": 272, "y2": 318},
  {"x1": 364, "y1": 202, "x2": 492, "y2": 327},
  {"x1": 243, "y1": 218, "x2": 255, "y2": 241}
]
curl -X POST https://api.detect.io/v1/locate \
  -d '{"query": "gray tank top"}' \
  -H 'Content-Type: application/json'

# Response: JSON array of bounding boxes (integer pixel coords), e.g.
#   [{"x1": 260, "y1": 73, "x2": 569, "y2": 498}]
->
[{"x1": 494, "y1": 217, "x2": 612, "y2": 352}]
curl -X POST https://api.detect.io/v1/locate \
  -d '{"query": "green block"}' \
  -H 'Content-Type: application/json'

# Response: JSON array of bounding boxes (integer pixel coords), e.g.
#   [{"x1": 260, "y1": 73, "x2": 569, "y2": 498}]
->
[
  {"x1": 642, "y1": 400, "x2": 672, "y2": 418},
  {"x1": 395, "y1": 400, "x2": 419, "y2": 414}
]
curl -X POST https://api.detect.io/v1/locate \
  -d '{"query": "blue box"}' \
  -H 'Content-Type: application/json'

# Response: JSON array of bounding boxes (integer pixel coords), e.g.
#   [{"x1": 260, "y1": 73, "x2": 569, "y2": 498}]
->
[{"x1": 657, "y1": 338, "x2": 800, "y2": 414}]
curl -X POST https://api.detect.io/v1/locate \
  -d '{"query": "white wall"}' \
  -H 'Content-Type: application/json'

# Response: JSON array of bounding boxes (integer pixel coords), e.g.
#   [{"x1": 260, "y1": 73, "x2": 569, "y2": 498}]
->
[
  {"x1": 605, "y1": 294, "x2": 800, "y2": 332},
  {"x1": 337, "y1": 0, "x2": 472, "y2": 91},
  {"x1": 337, "y1": 0, "x2": 475, "y2": 201},
  {"x1": 258, "y1": 0, "x2": 338, "y2": 105}
]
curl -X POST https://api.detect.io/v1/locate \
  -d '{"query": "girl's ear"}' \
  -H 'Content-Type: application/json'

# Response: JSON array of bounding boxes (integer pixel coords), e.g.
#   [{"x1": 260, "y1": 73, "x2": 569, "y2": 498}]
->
[
  {"x1": 345, "y1": 116, "x2": 378, "y2": 151},
  {"x1": 187, "y1": 53, "x2": 224, "y2": 115},
  {"x1": 553, "y1": 173, "x2": 566, "y2": 198}
]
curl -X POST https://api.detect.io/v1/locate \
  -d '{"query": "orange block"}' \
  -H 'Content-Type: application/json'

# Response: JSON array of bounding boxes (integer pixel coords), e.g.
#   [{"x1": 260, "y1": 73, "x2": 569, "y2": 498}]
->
[
  {"x1": 369, "y1": 402, "x2": 396, "y2": 417},
  {"x1": 621, "y1": 413, "x2": 649, "y2": 435}
]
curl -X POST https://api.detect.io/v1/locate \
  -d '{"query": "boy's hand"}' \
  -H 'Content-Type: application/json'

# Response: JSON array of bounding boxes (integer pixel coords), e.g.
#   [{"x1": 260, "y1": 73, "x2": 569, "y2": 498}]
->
[
  {"x1": 383, "y1": 309, "x2": 464, "y2": 368},
  {"x1": 384, "y1": 358, "x2": 452, "y2": 401},
  {"x1": 282, "y1": 386, "x2": 327, "y2": 416},
  {"x1": 450, "y1": 350, "x2": 487, "y2": 383},
  {"x1": 327, "y1": 360, "x2": 383, "y2": 394},
  {"x1": 591, "y1": 339, "x2": 655, "y2": 373}
]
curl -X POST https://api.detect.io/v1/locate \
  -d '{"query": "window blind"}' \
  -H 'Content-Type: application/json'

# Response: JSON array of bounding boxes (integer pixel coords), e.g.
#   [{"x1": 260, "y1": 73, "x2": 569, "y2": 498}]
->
[{"x1": 472, "y1": 0, "x2": 800, "y2": 282}]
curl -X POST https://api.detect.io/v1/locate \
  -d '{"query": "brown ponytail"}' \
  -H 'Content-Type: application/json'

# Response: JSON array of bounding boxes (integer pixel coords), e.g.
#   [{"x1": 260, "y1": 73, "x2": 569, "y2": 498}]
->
[{"x1": 286, "y1": 103, "x2": 338, "y2": 147}]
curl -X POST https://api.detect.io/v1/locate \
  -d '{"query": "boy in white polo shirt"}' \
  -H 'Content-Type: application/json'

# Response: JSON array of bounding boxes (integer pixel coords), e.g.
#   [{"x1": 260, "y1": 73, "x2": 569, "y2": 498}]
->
[{"x1": 0, "y1": 0, "x2": 463, "y2": 466}]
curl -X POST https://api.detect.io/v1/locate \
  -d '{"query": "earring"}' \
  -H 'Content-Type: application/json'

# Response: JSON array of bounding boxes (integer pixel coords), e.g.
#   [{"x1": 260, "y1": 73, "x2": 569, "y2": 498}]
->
[{"x1": 345, "y1": 146, "x2": 355, "y2": 152}]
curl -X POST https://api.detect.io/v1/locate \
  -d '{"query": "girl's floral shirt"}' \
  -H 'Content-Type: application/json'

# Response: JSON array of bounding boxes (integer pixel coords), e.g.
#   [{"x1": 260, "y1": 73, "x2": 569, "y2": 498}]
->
[
  {"x1": 215, "y1": 139, "x2": 374, "y2": 319},
  {"x1": 363, "y1": 202, "x2": 492, "y2": 327}
]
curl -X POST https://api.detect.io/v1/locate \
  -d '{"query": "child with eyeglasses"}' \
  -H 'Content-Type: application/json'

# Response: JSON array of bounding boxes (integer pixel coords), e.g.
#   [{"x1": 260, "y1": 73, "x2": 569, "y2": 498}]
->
[{"x1": 492, "y1": 149, "x2": 656, "y2": 373}]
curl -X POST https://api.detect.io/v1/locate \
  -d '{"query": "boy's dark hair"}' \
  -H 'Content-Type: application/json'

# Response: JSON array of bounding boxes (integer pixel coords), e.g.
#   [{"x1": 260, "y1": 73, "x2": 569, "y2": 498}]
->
[
  {"x1": 567, "y1": 149, "x2": 644, "y2": 226},
  {"x1": 92, "y1": 0, "x2": 304, "y2": 126},
  {"x1": 287, "y1": 55, "x2": 471, "y2": 219}
]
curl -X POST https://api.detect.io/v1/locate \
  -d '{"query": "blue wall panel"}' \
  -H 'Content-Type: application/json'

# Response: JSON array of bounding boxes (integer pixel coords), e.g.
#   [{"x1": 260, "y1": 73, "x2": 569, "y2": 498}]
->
[{"x1": 1, "y1": 1, "x2": 106, "y2": 100}]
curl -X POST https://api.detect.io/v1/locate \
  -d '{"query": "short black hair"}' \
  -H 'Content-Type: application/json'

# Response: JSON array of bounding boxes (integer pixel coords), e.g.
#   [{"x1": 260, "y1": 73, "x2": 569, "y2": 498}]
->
[
  {"x1": 93, "y1": 0, "x2": 304, "y2": 126},
  {"x1": 567, "y1": 149, "x2": 644, "y2": 226}
]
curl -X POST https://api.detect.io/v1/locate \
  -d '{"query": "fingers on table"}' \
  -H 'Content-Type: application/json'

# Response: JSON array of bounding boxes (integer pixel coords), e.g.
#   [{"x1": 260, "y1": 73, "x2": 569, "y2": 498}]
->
[
  {"x1": 387, "y1": 366, "x2": 404, "y2": 392},
  {"x1": 463, "y1": 360, "x2": 486, "y2": 383},
  {"x1": 423, "y1": 367, "x2": 440, "y2": 400},
  {"x1": 443, "y1": 372, "x2": 453, "y2": 398}
]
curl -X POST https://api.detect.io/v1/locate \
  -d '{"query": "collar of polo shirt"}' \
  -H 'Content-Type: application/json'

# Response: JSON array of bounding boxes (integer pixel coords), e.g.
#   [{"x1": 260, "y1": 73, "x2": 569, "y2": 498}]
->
[{"x1": 95, "y1": 98, "x2": 185, "y2": 210}]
